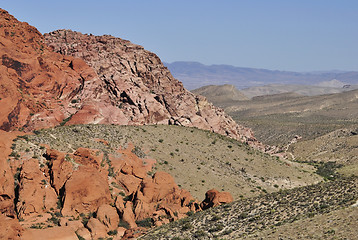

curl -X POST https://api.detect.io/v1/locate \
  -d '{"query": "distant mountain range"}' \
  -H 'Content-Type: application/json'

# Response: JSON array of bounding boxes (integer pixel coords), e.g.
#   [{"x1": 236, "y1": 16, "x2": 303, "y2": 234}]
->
[{"x1": 165, "y1": 61, "x2": 358, "y2": 91}]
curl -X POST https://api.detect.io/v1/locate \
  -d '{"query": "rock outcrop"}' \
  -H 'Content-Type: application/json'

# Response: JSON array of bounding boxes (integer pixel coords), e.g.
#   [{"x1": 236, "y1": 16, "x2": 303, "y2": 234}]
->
[
  {"x1": 8, "y1": 143, "x2": 232, "y2": 239},
  {"x1": 0, "y1": 214, "x2": 23, "y2": 240},
  {"x1": 0, "y1": 8, "x2": 240, "y2": 239},
  {"x1": 200, "y1": 189, "x2": 234, "y2": 210},
  {"x1": 0, "y1": 9, "x2": 101, "y2": 132},
  {"x1": 44, "y1": 30, "x2": 265, "y2": 149},
  {"x1": 1, "y1": 7, "x2": 265, "y2": 149},
  {"x1": 0, "y1": 130, "x2": 21, "y2": 217}
]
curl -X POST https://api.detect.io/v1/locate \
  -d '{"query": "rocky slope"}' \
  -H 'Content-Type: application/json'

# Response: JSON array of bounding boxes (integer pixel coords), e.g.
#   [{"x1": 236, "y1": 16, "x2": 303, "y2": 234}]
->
[
  {"x1": 5, "y1": 127, "x2": 234, "y2": 239},
  {"x1": 0, "y1": 7, "x2": 265, "y2": 150},
  {"x1": 0, "y1": 9, "x2": 101, "y2": 132},
  {"x1": 0, "y1": 9, "x2": 244, "y2": 239},
  {"x1": 18, "y1": 125, "x2": 321, "y2": 200},
  {"x1": 140, "y1": 177, "x2": 358, "y2": 239},
  {"x1": 43, "y1": 30, "x2": 266, "y2": 150}
]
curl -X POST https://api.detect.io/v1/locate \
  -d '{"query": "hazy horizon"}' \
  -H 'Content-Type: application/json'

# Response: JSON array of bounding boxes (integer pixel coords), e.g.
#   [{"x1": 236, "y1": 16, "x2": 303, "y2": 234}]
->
[
  {"x1": 164, "y1": 61, "x2": 357, "y2": 73},
  {"x1": 1, "y1": 0, "x2": 357, "y2": 72}
]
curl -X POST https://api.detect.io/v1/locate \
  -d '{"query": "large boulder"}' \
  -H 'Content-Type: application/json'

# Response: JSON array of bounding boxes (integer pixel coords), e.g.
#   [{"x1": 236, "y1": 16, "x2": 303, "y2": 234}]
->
[
  {"x1": 61, "y1": 166, "x2": 112, "y2": 216},
  {"x1": 86, "y1": 218, "x2": 107, "y2": 239},
  {"x1": 200, "y1": 189, "x2": 234, "y2": 210},
  {"x1": 96, "y1": 204, "x2": 119, "y2": 231}
]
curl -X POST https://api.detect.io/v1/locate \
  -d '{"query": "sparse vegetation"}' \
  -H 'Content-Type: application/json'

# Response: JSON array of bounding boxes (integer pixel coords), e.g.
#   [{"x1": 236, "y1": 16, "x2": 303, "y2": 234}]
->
[
  {"x1": 135, "y1": 218, "x2": 153, "y2": 228},
  {"x1": 15, "y1": 124, "x2": 319, "y2": 200},
  {"x1": 140, "y1": 177, "x2": 358, "y2": 239}
]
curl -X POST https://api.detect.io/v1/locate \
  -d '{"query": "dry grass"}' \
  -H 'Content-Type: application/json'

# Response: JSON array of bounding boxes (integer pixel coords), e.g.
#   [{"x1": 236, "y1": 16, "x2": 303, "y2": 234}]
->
[{"x1": 15, "y1": 124, "x2": 320, "y2": 200}]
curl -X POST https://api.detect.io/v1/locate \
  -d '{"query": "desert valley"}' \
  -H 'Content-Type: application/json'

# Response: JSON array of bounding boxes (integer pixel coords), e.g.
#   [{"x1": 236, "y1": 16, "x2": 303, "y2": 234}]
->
[{"x1": 0, "y1": 8, "x2": 357, "y2": 240}]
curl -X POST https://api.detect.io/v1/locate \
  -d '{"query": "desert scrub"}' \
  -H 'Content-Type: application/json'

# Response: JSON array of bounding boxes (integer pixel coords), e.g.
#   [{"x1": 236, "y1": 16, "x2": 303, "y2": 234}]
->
[
  {"x1": 140, "y1": 177, "x2": 358, "y2": 239},
  {"x1": 60, "y1": 114, "x2": 73, "y2": 126},
  {"x1": 315, "y1": 161, "x2": 343, "y2": 180},
  {"x1": 118, "y1": 220, "x2": 130, "y2": 229},
  {"x1": 135, "y1": 218, "x2": 153, "y2": 228}
]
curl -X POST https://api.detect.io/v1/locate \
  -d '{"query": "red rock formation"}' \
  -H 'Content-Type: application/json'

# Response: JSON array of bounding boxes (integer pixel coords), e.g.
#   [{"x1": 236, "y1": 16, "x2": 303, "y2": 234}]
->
[
  {"x1": 86, "y1": 217, "x2": 108, "y2": 239},
  {"x1": 0, "y1": 9, "x2": 101, "y2": 131},
  {"x1": 96, "y1": 204, "x2": 120, "y2": 231},
  {"x1": 0, "y1": 8, "x2": 239, "y2": 239},
  {"x1": 0, "y1": 214, "x2": 23, "y2": 239},
  {"x1": 0, "y1": 130, "x2": 22, "y2": 217},
  {"x1": 133, "y1": 171, "x2": 197, "y2": 224},
  {"x1": 61, "y1": 166, "x2": 112, "y2": 216},
  {"x1": 1, "y1": 6, "x2": 265, "y2": 148},
  {"x1": 5, "y1": 141, "x2": 233, "y2": 239},
  {"x1": 200, "y1": 189, "x2": 234, "y2": 210},
  {"x1": 16, "y1": 158, "x2": 57, "y2": 219},
  {"x1": 44, "y1": 29, "x2": 265, "y2": 149}
]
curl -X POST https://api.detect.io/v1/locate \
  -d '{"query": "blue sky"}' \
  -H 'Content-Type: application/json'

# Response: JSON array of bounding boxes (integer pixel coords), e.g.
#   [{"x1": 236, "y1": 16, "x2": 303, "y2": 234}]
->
[{"x1": 1, "y1": 0, "x2": 357, "y2": 71}]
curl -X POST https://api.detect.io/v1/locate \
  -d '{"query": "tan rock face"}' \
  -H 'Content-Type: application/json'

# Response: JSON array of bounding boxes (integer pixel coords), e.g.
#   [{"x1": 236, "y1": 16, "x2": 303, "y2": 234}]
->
[
  {"x1": 44, "y1": 29, "x2": 265, "y2": 150},
  {"x1": 22, "y1": 226, "x2": 78, "y2": 240}
]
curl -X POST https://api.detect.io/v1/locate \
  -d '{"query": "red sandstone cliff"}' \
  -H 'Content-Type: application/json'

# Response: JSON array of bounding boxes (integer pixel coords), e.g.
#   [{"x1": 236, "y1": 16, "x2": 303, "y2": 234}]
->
[{"x1": 0, "y1": 9, "x2": 103, "y2": 132}]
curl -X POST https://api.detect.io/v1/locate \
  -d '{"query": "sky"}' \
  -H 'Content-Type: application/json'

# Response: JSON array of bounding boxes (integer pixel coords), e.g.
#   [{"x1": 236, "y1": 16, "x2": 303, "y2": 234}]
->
[{"x1": 1, "y1": 0, "x2": 357, "y2": 72}]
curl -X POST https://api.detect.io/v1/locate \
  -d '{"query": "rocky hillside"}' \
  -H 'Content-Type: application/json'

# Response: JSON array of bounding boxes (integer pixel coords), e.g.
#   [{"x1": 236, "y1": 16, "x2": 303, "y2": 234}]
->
[
  {"x1": 0, "y1": 8, "x2": 266, "y2": 151},
  {"x1": 0, "y1": 8, "x2": 272, "y2": 239},
  {"x1": 43, "y1": 30, "x2": 265, "y2": 150},
  {"x1": 140, "y1": 177, "x2": 358, "y2": 239},
  {"x1": 3, "y1": 124, "x2": 322, "y2": 239},
  {"x1": 18, "y1": 124, "x2": 320, "y2": 200},
  {"x1": 0, "y1": 9, "x2": 100, "y2": 131},
  {"x1": 2, "y1": 124, "x2": 242, "y2": 239}
]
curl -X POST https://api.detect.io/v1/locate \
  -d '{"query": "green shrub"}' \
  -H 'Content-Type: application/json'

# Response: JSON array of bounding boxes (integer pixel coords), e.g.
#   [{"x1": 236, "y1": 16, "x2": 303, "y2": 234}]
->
[
  {"x1": 186, "y1": 211, "x2": 194, "y2": 216},
  {"x1": 135, "y1": 218, "x2": 153, "y2": 228},
  {"x1": 208, "y1": 224, "x2": 224, "y2": 233},
  {"x1": 118, "y1": 220, "x2": 130, "y2": 229},
  {"x1": 107, "y1": 230, "x2": 118, "y2": 236},
  {"x1": 181, "y1": 222, "x2": 192, "y2": 231},
  {"x1": 315, "y1": 161, "x2": 342, "y2": 180},
  {"x1": 193, "y1": 230, "x2": 207, "y2": 238}
]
